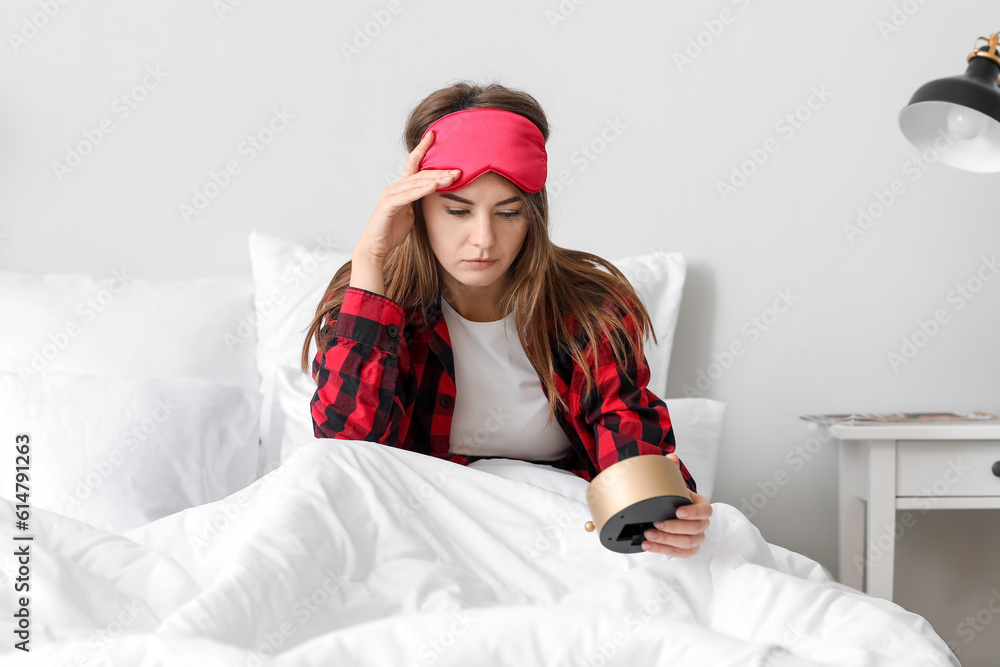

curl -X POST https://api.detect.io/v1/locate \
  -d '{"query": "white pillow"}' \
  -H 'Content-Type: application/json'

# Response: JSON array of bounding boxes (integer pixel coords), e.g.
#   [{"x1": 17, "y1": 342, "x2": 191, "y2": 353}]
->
[
  {"x1": 608, "y1": 252, "x2": 686, "y2": 399},
  {"x1": 247, "y1": 231, "x2": 686, "y2": 465},
  {"x1": 0, "y1": 269, "x2": 259, "y2": 390},
  {"x1": 0, "y1": 371, "x2": 262, "y2": 533},
  {"x1": 662, "y1": 397, "x2": 726, "y2": 500},
  {"x1": 267, "y1": 364, "x2": 323, "y2": 471},
  {"x1": 247, "y1": 231, "x2": 351, "y2": 459},
  {"x1": 266, "y1": 364, "x2": 724, "y2": 499}
]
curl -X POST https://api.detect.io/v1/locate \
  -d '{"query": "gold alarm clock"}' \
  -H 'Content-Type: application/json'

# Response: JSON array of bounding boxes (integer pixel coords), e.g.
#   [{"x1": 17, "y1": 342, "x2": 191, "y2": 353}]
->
[{"x1": 583, "y1": 454, "x2": 692, "y2": 553}]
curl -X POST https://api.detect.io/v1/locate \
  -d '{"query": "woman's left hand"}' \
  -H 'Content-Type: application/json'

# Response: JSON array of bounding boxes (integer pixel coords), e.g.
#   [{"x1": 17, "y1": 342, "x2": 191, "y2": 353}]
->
[{"x1": 640, "y1": 453, "x2": 712, "y2": 558}]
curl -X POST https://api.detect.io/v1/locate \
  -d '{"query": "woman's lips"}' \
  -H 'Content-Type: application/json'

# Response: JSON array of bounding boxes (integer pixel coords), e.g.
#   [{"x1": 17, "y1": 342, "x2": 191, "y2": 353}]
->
[{"x1": 464, "y1": 259, "x2": 497, "y2": 269}]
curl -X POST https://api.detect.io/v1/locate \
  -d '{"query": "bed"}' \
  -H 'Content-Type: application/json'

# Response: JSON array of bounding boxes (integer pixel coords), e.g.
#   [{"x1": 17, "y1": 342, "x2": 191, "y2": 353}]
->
[{"x1": 0, "y1": 231, "x2": 959, "y2": 666}]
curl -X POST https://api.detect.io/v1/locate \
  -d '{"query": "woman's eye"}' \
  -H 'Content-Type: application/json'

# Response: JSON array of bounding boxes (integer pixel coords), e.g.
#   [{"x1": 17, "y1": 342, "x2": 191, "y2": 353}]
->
[{"x1": 445, "y1": 209, "x2": 521, "y2": 219}]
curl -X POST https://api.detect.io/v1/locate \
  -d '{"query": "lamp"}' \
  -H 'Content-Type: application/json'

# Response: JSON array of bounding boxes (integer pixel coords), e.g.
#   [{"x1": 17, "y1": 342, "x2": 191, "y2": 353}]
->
[{"x1": 899, "y1": 32, "x2": 1000, "y2": 172}]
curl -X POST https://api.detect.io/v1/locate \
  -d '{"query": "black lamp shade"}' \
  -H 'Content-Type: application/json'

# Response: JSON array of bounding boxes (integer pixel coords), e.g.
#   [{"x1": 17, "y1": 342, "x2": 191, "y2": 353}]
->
[{"x1": 899, "y1": 50, "x2": 1000, "y2": 173}]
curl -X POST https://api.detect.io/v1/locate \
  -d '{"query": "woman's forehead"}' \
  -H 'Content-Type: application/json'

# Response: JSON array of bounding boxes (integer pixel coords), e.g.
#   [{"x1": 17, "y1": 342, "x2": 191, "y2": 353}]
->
[{"x1": 446, "y1": 172, "x2": 519, "y2": 198}]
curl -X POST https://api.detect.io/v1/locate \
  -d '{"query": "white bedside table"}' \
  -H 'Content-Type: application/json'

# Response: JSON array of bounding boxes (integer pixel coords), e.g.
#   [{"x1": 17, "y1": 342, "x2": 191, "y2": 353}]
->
[{"x1": 826, "y1": 421, "x2": 1000, "y2": 601}]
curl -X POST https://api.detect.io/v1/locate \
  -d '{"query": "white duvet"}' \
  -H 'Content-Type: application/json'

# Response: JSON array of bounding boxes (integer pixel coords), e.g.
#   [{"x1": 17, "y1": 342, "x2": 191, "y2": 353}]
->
[{"x1": 1, "y1": 438, "x2": 958, "y2": 666}]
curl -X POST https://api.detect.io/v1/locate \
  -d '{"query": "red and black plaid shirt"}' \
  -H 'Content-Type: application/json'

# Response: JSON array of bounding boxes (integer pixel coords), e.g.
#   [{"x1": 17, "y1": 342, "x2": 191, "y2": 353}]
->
[{"x1": 311, "y1": 286, "x2": 696, "y2": 492}]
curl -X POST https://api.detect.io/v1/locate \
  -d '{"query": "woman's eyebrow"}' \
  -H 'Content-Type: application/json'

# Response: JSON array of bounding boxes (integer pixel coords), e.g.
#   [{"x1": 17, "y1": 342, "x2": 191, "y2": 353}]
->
[{"x1": 440, "y1": 193, "x2": 520, "y2": 206}]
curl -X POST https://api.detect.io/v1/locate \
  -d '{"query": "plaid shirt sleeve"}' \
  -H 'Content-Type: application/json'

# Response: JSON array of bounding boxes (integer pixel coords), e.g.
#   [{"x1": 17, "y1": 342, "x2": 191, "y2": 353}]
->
[
  {"x1": 310, "y1": 286, "x2": 473, "y2": 466},
  {"x1": 578, "y1": 306, "x2": 697, "y2": 494},
  {"x1": 311, "y1": 286, "x2": 408, "y2": 443}
]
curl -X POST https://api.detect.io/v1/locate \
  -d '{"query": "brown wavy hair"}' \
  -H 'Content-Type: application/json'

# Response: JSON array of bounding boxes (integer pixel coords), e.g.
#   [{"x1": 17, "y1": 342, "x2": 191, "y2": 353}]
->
[{"x1": 300, "y1": 80, "x2": 656, "y2": 425}]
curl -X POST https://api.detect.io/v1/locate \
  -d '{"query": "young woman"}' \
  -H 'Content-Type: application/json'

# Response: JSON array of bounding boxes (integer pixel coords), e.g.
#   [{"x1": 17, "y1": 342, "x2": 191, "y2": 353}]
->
[{"x1": 301, "y1": 81, "x2": 711, "y2": 558}]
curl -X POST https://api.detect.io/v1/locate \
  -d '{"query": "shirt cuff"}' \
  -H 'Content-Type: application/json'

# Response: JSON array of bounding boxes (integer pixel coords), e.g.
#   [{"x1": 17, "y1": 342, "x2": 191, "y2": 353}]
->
[{"x1": 330, "y1": 286, "x2": 406, "y2": 352}]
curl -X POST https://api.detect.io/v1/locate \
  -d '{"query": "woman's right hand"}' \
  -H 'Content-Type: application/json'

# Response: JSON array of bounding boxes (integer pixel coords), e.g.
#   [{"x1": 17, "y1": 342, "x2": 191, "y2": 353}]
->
[{"x1": 354, "y1": 130, "x2": 461, "y2": 263}]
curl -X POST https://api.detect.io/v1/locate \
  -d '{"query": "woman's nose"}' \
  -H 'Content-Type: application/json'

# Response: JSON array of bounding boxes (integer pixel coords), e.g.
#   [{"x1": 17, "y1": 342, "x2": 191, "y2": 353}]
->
[{"x1": 469, "y1": 214, "x2": 496, "y2": 246}]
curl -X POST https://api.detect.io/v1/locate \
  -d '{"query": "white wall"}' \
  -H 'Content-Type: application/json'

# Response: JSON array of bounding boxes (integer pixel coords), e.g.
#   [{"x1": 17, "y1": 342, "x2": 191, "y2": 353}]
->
[{"x1": 2, "y1": 1, "x2": 998, "y2": 663}]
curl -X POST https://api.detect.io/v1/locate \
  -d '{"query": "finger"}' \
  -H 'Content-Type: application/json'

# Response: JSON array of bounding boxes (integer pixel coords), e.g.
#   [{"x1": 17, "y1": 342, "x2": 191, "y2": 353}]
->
[
  {"x1": 393, "y1": 172, "x2": 454, "y2": 192},
  {"x1": 677, "y1": 501, "x2": 712, "y2": 519},
  {"x1": 422, "y1": 169, "x2": 461, "y2": 183},
  {"x1": 677, "y1": 492, "x2": 711, "y2": 514},
  {"x1": 653, "y1": 517, "x2": 710, "y2": 535},
  {"x1": 394, "y1": 170, "x2": 461, "y2": 194},
  {"x1": 680, "y1": 506, "x2": 713, "y2": 522},
  {"x1": 644, "y1": 527, "x2": 706, "y2": 551},
  {"x1": 385, "y1": 172, "x2": 459, "y2": 202},
  {"x1": 656, "y1": 516, "x2": 710, "y2": 535},
  {"x1": 641, "y1": 538, "x2": 701, "y2": 558},
  {"x1": 401, "y1": 130, "x2": 435, "y2": 179}
]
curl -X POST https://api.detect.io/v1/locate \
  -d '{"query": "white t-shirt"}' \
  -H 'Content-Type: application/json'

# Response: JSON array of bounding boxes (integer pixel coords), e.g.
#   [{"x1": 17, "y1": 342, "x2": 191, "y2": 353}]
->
[{"x1": 441, "y1": 297, "x2": 574, "y2": 462}]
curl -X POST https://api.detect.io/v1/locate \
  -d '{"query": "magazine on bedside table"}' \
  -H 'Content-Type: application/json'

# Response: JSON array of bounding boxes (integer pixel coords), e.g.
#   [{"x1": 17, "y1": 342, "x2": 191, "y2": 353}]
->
[{"x1": 798, "y1": 411, "x2": 1000, "y2": 427}]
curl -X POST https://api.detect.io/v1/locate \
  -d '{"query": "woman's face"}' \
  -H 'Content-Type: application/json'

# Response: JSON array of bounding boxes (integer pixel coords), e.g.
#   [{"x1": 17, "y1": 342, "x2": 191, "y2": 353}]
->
[{"x1": 422, "y1": 172, "x2": 528, "y2": 310}]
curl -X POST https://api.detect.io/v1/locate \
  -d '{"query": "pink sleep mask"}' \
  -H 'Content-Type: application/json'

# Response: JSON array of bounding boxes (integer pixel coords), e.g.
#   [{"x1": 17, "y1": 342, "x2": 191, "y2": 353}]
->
[{"x1": 418, "y1": 107, "x2": 547, "y2": 193}]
